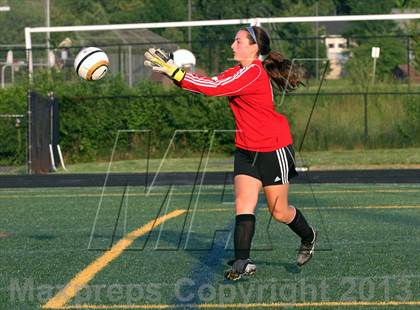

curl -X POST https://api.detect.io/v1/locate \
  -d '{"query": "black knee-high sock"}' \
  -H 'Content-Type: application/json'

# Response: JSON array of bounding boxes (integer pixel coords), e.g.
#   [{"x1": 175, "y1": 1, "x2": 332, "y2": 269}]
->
[
  {"x1": 234, "y1": 214, "x2": 256, "y2": 260},
  {"x1": 287, "y1": 208, "x2": 314, "y2": 243}
]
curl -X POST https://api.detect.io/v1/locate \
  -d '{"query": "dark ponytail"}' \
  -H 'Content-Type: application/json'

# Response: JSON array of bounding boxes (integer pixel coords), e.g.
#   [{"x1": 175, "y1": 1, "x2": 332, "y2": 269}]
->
[
  {"x1": 263, "y1": 50, "x2": 303, "y2": 92},
  {"x1": 244, "y1": 26, "x2": 304, "y2": 92}
]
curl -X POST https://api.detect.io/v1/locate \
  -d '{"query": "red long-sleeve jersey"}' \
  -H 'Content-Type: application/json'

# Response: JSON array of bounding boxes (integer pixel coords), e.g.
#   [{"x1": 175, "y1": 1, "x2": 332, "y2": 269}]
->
[{"x1": 178, "y1": 59, "x2": 292, "y2": 152}]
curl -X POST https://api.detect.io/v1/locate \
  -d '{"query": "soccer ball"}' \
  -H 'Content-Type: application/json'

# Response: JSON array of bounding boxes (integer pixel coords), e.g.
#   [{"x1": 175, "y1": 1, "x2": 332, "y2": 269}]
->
[{"x1": 74, "y1": 47, "x2": 109, "y2": 81}]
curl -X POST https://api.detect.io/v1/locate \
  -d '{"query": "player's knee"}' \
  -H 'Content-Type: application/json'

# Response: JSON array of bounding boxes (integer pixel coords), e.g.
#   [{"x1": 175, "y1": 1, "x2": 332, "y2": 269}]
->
[
  {"x1": 269, "y1": 202, "x2": 290, "y2": 222},
  {"x1": 271, "y1": 209, "x2": 289, "y2": 223}
]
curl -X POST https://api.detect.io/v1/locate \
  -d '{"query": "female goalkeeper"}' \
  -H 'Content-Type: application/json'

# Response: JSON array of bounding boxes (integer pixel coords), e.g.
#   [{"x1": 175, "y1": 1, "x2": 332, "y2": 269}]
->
[{"x1": 145, "y1": 26, "x2": 316, "y2": 281}]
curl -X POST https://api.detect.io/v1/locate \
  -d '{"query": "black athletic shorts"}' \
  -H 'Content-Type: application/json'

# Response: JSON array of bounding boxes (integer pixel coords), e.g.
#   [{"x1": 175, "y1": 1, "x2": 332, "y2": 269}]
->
[{"x1": 233, "y1": 145, "x2": 298, "y2": 187}]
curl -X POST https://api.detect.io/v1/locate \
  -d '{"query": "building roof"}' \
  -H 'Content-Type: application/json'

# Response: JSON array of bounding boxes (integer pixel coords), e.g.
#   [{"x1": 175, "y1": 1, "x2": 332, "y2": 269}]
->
[{"x1": 70, "y1": 29, "x2": 178, "y2": 48}]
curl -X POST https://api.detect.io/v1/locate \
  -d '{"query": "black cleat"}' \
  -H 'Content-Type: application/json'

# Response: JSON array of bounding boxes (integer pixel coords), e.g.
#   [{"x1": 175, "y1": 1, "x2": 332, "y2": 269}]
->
[
  {"x1": 297, "y1": 227, "x2": 317, "y2": 267},
  {"x1": 224, "y1": 258, "x2": 256, "y2": 281}
]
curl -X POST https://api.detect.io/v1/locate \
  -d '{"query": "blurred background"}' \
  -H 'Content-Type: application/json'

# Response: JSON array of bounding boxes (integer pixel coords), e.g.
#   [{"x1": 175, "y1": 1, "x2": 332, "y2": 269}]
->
[{"x1": 0, "y1": 0, "x2": 419, "y2": 174}]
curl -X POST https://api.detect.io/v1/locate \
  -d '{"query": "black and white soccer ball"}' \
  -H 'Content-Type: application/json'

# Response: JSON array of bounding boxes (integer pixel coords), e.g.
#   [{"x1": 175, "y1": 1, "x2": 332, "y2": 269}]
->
[{"x1": 74, "y1": 47, "x2": 109, "y2": 81}]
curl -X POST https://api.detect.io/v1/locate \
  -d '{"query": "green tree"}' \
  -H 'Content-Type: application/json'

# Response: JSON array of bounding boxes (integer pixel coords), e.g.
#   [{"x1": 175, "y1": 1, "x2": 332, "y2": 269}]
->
[
  {"x1": 393, "y1": 0, "x2": 420, "y2": 72},
  {"x1": 339, "y1": 0, "x2": 402, "y2": 37},
  {"x1": 345, "y1": 38, "x2": 406, "y2": 86},
  {"x1": 264, "y1": 0, "x2": 335, "y2": 78},
  {"x1": 0, "y1": 0, "x2": 44, "y2": 44},
  {"x1": 191, "y1": 0, "x2": 335, "y2": 76},
  {"x1": 340, "y1": 0, "x2": 406, "y2": 84}
]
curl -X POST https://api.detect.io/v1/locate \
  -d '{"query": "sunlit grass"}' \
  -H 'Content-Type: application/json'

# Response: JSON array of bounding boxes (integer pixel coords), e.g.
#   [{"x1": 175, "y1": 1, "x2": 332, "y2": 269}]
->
[{"x1": 60, "y1": 147, "x2": 420, "y2": 173}]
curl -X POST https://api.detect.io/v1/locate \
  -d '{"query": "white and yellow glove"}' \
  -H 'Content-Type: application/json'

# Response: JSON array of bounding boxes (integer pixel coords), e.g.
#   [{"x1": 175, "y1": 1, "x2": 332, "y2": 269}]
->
[{"x1": 144, "y1": 48, "x2": 186, "y2": 82}]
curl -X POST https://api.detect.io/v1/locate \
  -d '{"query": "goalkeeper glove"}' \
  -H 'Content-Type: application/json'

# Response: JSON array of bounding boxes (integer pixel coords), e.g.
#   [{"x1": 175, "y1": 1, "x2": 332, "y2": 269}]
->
[{"x1": 144, "y1": 48, "x2": 186, "y2": 82}]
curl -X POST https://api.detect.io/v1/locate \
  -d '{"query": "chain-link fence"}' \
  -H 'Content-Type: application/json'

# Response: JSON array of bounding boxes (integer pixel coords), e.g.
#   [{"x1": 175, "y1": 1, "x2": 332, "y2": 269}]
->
[{"x1": 0, "y1": 34, "x2": 418, "y2": 88}]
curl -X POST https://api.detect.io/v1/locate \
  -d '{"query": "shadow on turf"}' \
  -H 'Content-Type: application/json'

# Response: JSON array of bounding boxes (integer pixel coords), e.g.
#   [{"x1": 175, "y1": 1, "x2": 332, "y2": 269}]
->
[
  {"x1": 257, "y1": 260, "x2": 302, "y2": 274},
  {"x1": 88, "y1": 225, "x2": 309, "y2": 268},
  {"x1": 89, "y1": 228, "x2": 304, "y2": 277}
]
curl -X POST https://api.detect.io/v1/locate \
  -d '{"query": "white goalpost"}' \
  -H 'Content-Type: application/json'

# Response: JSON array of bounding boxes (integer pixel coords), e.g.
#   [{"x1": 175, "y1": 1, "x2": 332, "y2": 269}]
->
[{"x1": 25, "y1": 13, "x2": 420, "y2": 83}]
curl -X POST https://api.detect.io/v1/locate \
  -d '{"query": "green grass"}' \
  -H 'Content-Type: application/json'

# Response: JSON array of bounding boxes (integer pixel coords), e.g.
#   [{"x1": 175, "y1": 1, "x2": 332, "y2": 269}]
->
[
  {"x1": 302, "y1": 79, "x2": 420, "y2": 93},
  {"x1": 59, "y1": 148, "x2": 420, "y2": 173},
  {"x1": 62, "y1": 156, "x2": 234, "y2": 173},
  {"x1": 0, "y1": 184, "x2": 419, "y2": 309},
  {"x1": 298, "y1": 147, "x2": 420, "y2": 170}
]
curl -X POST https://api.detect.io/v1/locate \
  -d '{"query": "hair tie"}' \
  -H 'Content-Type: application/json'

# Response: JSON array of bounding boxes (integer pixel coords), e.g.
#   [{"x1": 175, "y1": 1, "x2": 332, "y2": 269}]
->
[
  {"x1": 258, "y1": 49, "x2": 271, "y2": 61},
  {"x1": 258, "y1": 54, "x2": 268, "y2": 61}
]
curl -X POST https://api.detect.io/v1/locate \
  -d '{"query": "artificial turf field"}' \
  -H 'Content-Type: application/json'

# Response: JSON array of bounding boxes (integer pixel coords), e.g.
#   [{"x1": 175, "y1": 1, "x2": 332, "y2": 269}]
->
[{"x1": 0, "y1": 183, "x2": 419, "y2": 309}]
